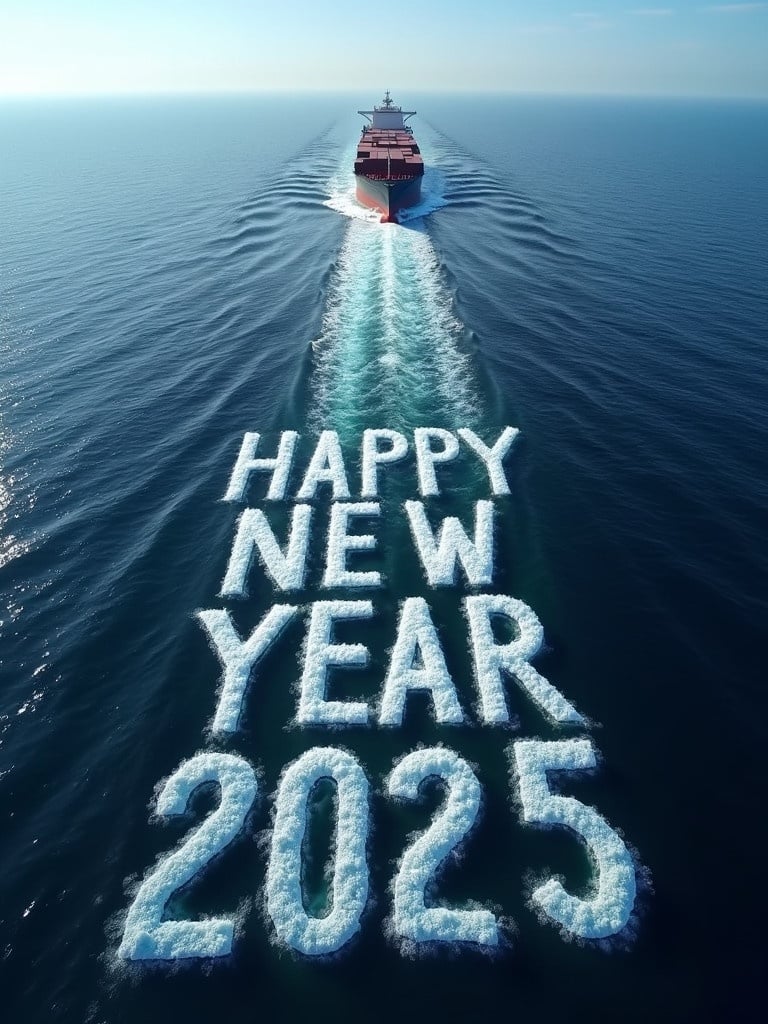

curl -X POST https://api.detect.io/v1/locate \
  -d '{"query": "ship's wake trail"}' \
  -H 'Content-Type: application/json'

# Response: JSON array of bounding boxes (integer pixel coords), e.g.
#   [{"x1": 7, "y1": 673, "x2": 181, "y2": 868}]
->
[{"x1": 309, "y1": 217, "x2": 480, "y2": 439}]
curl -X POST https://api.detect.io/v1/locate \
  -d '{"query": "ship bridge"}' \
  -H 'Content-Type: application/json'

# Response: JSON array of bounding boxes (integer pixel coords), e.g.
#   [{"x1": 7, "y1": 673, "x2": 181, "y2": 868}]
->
[{"x1": 358, "y1": 90, "x2": 416, "y2": 131}]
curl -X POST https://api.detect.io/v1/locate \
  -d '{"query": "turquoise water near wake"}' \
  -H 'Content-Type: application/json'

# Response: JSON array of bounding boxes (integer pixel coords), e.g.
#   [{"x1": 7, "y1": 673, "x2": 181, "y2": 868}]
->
[{"x1": 1, "y1": 94, "x2": 767, "y2": 1022}]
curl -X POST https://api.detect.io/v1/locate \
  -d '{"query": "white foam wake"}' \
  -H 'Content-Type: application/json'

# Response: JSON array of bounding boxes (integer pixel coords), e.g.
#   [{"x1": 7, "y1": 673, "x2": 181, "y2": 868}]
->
[{"x1": 310, "y1": 215, "x2": 479, "y2": 436}]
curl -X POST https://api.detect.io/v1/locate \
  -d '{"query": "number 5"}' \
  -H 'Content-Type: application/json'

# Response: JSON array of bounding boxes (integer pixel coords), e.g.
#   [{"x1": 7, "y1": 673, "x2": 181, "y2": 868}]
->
[{"x1": 511, "y1": 739, "x2": 636, "y2": 940}]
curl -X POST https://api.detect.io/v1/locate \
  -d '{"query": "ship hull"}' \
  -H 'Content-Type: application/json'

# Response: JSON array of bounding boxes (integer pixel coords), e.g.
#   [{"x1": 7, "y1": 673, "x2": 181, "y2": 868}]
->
[{"x1": 355, "y1": 175, "x2": 422, "y2": 222}]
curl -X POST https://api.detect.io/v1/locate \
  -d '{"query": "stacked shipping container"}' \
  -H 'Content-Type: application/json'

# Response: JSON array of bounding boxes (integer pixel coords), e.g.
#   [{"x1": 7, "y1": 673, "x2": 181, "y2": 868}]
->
[{"x1": 354, "y1": 128, "x2": 424, "y2": 181}]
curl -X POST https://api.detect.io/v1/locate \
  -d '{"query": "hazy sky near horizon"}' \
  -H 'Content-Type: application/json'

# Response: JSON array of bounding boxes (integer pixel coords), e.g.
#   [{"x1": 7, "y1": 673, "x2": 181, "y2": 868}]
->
[{"x1": 1, "y1": 1, "x2": 766, "y2": 99}]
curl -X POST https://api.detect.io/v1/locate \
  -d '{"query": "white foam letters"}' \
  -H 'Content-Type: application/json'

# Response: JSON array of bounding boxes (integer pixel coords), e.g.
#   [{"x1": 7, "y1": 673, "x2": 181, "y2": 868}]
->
[
  {"x1": 296, "y1": 431, "x2": 350, "y2": 500},
  {"x1": 512, "y1": 739, "x2": 636, "y2": 938},
  {"x1": 223, "y1": 431, "x2": 297, "y2": 502},
  {"x1": 298, "y1": 601, "x2": 373, "y2": 726},
  {"x1": 458, "y1": 426, "x2": 519, "y2": 496},
  {"x1": 413, "y1": 428, "x2": 460, "y2": 497},
  {"x1": 405, "y1": 499, "x2": 495, "y2": 587},
  {"x1": 197, "y1": 605, "x2": 299, "y2": 733},
  {"x1": 220, "y1": 505, "x2": 313, "y2": 597},
  {"x1": 361, "y1": 429, "x2": 409, "y2": 498},
  {"x1": 379, "y1": 597, "x2": 463, "y2": 726},
  {"x1": 266, "y1": 747, "x2": 370, "y2": 955},
  {"x1": 118, "y1": 752, "x2": 257, "y2": 960},
  {"x1": 323, "y1": 502, "x2": 382, "y2": 589},
  {"x1": 464, "y1": 594, "x2": 583, "y2": 725},
  {"x1": 387, "y1": 747, "x2": 498, "y2": 946}
]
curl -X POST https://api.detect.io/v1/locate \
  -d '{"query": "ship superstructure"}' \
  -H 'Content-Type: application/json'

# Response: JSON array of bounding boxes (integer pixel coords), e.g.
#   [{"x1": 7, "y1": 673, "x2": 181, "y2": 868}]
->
[{"x1": 354, "y1": 91, "x2": 424, "y2": 222}]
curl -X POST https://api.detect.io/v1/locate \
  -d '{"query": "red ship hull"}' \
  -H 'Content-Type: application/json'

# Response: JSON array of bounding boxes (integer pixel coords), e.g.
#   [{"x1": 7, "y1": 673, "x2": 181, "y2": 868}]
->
[{"x1": 355, "y1": 175, "x2": 423, "y2": 222}]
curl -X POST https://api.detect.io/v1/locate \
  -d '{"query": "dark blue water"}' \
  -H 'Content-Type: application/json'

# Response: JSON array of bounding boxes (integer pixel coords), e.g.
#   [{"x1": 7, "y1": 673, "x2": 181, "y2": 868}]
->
[{"x1": 1, "y1": 94, "x2": 767, "y2": 1023}]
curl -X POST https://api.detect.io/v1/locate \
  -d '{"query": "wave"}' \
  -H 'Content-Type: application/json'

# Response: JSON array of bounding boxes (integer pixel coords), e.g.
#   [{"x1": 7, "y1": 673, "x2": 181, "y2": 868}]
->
[{"x1": 309, "y1": 215, "x2": 480, "y2": 439}]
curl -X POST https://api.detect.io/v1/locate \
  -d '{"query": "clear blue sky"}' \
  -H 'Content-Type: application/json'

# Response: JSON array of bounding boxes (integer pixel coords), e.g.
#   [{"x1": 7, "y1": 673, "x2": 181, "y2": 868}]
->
[{"x1": 1, "y1": 1, "x2": 766, "y2": 98}]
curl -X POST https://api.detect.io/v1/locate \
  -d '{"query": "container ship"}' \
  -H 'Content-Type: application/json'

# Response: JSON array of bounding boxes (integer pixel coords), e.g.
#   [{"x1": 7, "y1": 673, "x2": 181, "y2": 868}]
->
[{"x1": 354, "y1": 91, "x2": 424, "y2": 222}]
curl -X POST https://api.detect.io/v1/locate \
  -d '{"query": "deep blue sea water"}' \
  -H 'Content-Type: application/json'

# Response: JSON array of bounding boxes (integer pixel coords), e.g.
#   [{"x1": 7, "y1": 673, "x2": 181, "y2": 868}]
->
[{"x1": 1, "y1": 94, "x2": 767, "y2": 1023}]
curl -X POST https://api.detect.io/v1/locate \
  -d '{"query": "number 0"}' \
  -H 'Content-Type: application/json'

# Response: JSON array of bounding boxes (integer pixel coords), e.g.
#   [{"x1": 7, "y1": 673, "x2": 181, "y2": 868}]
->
[{"x1": 266, "y1": 747, "x2": 370, "y2": 955}]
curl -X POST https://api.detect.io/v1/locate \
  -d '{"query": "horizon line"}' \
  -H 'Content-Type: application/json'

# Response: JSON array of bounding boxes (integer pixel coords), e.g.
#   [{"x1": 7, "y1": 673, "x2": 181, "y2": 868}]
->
[{"x1": 1, "y1": 87, "x2": 767, "y2": 102}]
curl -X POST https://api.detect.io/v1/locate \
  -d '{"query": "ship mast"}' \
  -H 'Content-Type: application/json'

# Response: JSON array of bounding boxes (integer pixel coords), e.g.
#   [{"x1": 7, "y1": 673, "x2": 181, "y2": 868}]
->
[{"x1": 357, "y1": 91, "x2": 416, "y2": 125}]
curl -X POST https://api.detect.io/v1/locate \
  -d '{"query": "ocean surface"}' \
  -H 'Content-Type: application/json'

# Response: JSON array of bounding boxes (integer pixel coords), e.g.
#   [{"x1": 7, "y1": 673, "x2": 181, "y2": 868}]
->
[{"x1": 1, "y1": 93, "x2": 767, "y2": 1023}]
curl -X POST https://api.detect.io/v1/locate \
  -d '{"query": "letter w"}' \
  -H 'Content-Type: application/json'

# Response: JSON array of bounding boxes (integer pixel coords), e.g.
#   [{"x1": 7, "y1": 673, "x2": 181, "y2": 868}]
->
[{"x1": 404, "y1": 500, "x2": 495, "y2": 587}]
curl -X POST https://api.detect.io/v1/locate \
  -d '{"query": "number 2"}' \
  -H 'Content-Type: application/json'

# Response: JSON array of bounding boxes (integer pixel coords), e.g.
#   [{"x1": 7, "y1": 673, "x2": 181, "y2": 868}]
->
[
  {"x1": 118, "y1": 752, "x2": 257, "y2": 960},
  {"x1": 388, "y1": 747, "x2": 499, "y2": 946}
]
